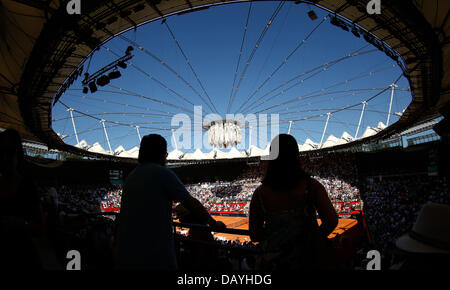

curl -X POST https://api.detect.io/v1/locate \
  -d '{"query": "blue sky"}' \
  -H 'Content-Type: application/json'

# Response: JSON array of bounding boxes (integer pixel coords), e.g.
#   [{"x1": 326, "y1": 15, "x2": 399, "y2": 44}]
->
[{"x1": 53, "y1": 1, "x2": 412, "y2": 153}]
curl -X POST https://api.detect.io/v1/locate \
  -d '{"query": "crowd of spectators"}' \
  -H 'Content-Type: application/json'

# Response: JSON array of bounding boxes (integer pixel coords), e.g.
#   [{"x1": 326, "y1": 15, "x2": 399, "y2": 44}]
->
[
  {"x1": 182, "y1": 153, "x2": 363, "y2": 216},
  {"x1": 33, "y1": 151, "x2": 450, "y2": 270},
  {"x1": 38, "y1": 184, "x2": 121, "y2": 214},
  {"x1": 37, "y1": 187, "x2": 117, "y2": 270},
  {"x1": 185, "y1": 179, "x2": 259, "y2": 215},
  {"x1": 301, "y1": 152, "x2": 358, "y2": 180},
  {"x1": 315, "y1": 176, "x2": 360, "y2": 203},
  {"x1": 37, "y1": 152, "x2": 363, "y2": 218},
  {"x1": 100, "y1": 188, "x2": 122, "y2": 210},
  {"x1": 359, "y1": 174, "x2": 449, "y2": 268},
  {"x1": 175, "y1": 155, "x2": 450, "y2": 270}
]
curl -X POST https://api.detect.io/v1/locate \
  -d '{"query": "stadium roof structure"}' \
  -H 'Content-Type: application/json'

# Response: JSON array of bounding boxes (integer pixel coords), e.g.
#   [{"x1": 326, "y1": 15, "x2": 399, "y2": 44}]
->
[
  {"x1": 322, "y1": 134, "x2": 340, "y2": 148},
  {"x1": 248, "y1": 145, "x2": 265, "y2": 158},
  {"x1": 168, "y1": 148, "x2": 184, "y2": 160},
  {"x1": 399, "y1": 119, "x2": 440, "y2": 136},
  {"x1": 214, "y1": 149, "x2": 229, "y2": 159},
  {"x1": 88, "y1": 142, "x2": 110, "y2": 155},
  {"x1": 183, "y1": 148, "x2": 207, "y2": 160},
  {"x1": 0, "y1": 0, "x2": 449, "y2": 161}
]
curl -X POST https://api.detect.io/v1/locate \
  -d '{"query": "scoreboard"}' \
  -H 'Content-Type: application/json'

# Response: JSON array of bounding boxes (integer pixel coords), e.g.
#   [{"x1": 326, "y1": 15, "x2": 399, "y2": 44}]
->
[{"x1": 109, "y1": 169, "x2": 123, "y2": 185}]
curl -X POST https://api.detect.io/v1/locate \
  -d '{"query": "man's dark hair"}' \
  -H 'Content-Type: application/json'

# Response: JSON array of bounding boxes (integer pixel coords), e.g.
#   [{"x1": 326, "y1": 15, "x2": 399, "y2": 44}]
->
[{"x1": 138, "y1": 134, "x2": 167, "y2": 164}]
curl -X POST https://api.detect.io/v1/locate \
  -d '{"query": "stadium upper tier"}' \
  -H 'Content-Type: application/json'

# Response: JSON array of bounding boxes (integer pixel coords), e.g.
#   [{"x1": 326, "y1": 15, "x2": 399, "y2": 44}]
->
[{"x1": 73, "y1": 123, "x2": 387, "y2": 160}]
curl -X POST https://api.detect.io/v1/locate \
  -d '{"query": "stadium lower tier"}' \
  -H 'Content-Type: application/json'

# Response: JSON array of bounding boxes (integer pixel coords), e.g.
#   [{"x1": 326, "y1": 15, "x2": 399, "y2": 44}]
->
[
  {"x1": 100, "y1": 201, "x2": 363, "y2": 217},
  {"x1": 175, "y1": 216, "x2": 364, "y2": 242}
]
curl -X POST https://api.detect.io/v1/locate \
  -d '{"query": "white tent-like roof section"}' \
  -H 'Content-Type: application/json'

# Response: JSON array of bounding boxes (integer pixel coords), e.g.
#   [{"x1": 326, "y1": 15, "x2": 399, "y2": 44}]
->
[
  {"x1": 215, "y1": 149, "x2": 229, "y2": 159},
  {"x1": 341, "y1": 131, "x2": 354, "y2": 141},
  {"x1": 62, "y1": 117, "x2": 408, "y2": 159},
  {"x1": 114, "y1": 145, "x2": 134, "y2": 158},
  {"x1": 248, "y1": 145, "x2": 265, "y2": 157},
  {"x1": 204, "y1": 149, "x2": 217, "y2": 160},
  {"x1": 298, "y1": 144, "x2": 306, "y2": 152},
  {"x1": 117, "y1": 150, "x2": 134, "y2": 158},
  {"x1": 70, "y1": 120, "x2": 394, "y2": 159},
  {"x1": 227, "y1": 147, "x2": 246, "y2": 159},
  {"x1": 377, "y1": 122, "x2": 387, "y2": 130},
  {"x1": 322, "y1": 134, "x2": 340, "y2": 148},
  {"x1": 302, "y1": 138, "x2": 319, "y2": 151},
  {"x1": 127, "y1": 146, "x2": 140, "y2": 158},
  {"x1": 361, "y1": 126, "x2": 381, "y2": 138},
  {"x1": 114, "y1": 145, "x2": 126, "y2": 155},
  {"x1": 88, "y1": 142, "x2": 110, "y2": 155},
  {"x1": 167, "y1": 149, "x2": 184, "y2": 160},
  {"x1": 75, "y1": 139, "x2": 89, "y2": 150},
  {"x1": 183, "y1": 148, "x2": 207, "y2": 160},
  {"x1": 336, "y1": 131, "x2": 354, "y2": 145}
]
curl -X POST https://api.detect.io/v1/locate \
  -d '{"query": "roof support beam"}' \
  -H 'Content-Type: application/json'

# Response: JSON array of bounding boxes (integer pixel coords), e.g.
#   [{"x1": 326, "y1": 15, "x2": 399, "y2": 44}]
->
[
  {"x1": 145, "y1": 0, "x2": 164, "y2": 17},
  {"x1": 10, "y1": 0, "x2": 56, "y2": 13},
  {"x1": 106, "y1": 1, "x2": 138, "y2": 30}
]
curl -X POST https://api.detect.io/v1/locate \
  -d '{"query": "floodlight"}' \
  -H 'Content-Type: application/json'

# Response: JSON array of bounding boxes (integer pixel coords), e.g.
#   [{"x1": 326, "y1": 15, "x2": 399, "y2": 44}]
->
[
  {"x1": 88, "y1": 81, "x2": 97, "y2": 93},
  {"x1": 96, "y1": 75, "x2": 110, "y2": 86},
  {"x1": 108, "y1": 70, "x2": 121, "y2": 80}
]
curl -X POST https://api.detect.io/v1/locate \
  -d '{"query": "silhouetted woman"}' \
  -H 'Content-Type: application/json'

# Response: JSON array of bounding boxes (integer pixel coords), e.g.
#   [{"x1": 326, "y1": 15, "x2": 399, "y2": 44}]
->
[
  {"x1": 0, "y1": 129, "x2": 44, "y2": 269},
  {"x1": 249, "y1": 134, "x2": 338, "y2": 270}
]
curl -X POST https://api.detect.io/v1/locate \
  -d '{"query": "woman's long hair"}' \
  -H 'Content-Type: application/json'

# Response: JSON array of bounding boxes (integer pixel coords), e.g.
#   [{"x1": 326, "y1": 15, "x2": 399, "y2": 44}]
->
[{"x1": 262, "y1": 134, "x2": 308, "y2": 192}]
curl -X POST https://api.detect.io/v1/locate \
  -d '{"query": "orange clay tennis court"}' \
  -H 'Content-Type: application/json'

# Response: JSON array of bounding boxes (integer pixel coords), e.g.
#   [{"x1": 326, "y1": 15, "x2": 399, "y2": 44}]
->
[{"x1": 175, "y1": 216, "x2": 360, "y2": 242}]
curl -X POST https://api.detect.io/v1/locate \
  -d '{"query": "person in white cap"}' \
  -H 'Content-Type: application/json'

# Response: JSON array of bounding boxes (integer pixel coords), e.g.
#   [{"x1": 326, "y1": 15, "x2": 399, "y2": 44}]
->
[{"x1": 391, "y1": 202, "x2": 450, "y2": 270}]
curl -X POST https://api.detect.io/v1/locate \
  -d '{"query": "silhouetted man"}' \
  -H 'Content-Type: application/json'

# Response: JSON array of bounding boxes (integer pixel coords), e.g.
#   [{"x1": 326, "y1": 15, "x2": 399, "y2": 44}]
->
[{"x1": 114, "y1": 134, "x2": 224, "y2": 270}]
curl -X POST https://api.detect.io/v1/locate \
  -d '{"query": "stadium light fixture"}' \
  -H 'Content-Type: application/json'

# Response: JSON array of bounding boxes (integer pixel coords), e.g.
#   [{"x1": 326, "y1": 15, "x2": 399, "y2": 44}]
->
[
  {"x1": 117, "y1": 61, "x2": 127, "y2": 69},
  {"x1": 96, "y1": 75, "x2": 110, "y2": 86},
  {"x1": 330, "y1": 16, "x2": 339, "y2": 26},
  {"x1": 88, "y1": 81, "x2": 97, "y2": 93},
  {"x1": 126, "y1": 46, "x2": 134, "y2": 56},
  {"x1": 108, "y1": 70, "x2": 121, "y2": 80},
  {"x1": 351, "y1": 26, "x2": 360, "y2": 38},
  {"x1": 308, "y1": 10, "x2": 318, "y2": 21},
  {"x1": 330, "y1": 16, "x2": 349, "y2": 32},
  {"x1": 81, "y1": 49, "x2": 134, "y2": 93}
]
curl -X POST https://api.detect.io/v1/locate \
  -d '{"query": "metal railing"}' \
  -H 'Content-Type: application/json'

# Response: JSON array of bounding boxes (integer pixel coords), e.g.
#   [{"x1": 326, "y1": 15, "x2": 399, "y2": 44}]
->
[{"x1": 173, "y1": 221, "x2": 250, "y2": 236}]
